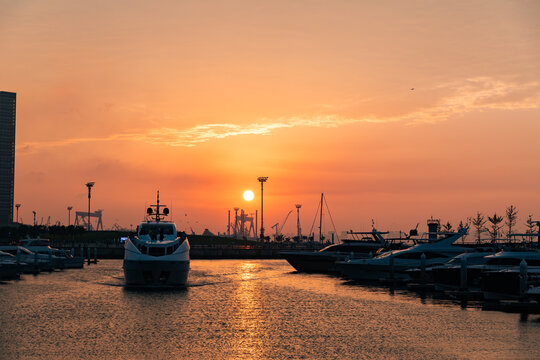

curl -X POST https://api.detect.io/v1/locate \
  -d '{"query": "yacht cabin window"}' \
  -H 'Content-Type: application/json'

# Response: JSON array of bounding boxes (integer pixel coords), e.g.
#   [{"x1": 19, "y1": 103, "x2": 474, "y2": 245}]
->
[{"x1": 139, "y1": 224, "x2": 175, "y2": 236}]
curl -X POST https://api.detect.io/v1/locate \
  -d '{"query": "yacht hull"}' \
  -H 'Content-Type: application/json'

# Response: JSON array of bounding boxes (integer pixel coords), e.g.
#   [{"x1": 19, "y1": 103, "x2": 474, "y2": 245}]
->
[
  {"x1": 123, "y1": 237, "x2": 190, "y2": 288},
  {"x1": 281, "y1": 245, "x2": 382, "y2": 274},
  {"x1": 63, "y1": 257, "x2": 85, "y2": 269},
  {"x1": 281, "y1": 252, "x2": 346, "y2": 273},
  {"x1": 123, "y1": 259, "x2": 190, "y2": 287},
  {"x1": 0, "y1": 263, "x2": 20, "y2": 280},
  {"x1": 431, "y1": 266, "x2": 485, "y2": 290}
]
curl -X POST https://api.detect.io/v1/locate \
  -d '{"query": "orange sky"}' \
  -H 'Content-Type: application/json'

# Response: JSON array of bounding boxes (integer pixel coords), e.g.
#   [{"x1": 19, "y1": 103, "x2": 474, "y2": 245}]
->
[{"x1": 1, "y1": 1, "x2": 540, "y2": 235}]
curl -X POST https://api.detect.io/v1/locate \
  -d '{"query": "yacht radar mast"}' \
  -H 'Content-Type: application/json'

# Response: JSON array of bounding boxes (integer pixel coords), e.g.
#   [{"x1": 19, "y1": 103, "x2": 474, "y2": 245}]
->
[{"x1": 146, "y1": 191, "x2": 170, "y2": 222}]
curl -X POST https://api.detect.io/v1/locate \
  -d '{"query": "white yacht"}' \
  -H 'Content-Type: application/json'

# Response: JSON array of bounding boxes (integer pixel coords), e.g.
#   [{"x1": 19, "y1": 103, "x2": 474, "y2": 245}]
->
[
  {"x1": 336, "y1": 228, "x2": 470, "y2": 281},
  {"x1": 123, "y1": 192, "x2": 190, "y2": 287},
  {"x1": 19, "y1": 238, "x2": 83, "y2": 269},
  {"x1": 0, "y1": 245, "x2": 53, "y2": 273}
]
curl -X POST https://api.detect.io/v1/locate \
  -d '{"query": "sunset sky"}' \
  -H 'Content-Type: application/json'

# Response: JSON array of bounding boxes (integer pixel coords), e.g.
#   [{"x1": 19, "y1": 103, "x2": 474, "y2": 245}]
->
[{"x1": 1, "y1": 1, "x2": 540, "y2": 236}]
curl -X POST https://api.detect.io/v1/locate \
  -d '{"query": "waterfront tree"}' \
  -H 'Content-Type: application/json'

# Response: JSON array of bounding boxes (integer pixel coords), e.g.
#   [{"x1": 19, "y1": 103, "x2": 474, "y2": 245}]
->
[
  {"x1": 458, "y1": 220, "x2": 468, "y2": 243},
  {"x1": 505, "y1": 205, "x2": 518, "y2": 240},
  {"x1": 525, "y1": 214, "x2": 536, "y2": 242},
  {"x1": 487, "y1": 213, "x2": 504, "y2": 242},
  {"x1": 471, "y1": 212, "x2": 487, "y2": 244}
]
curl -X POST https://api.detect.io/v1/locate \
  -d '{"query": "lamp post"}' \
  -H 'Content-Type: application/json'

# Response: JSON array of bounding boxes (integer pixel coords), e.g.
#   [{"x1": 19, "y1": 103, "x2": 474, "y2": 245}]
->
[
  {"x1": 15, "y1": 204, "x2": 21, "y2": 223},
  {"x1": 233, "y1": 207, "x2": 239, "y2": 238},
  {"x1": 67, "y1": 206, "x2": 73, "y2": 226},
  {"x1": 295, "y1": 204, "x2": 302, "y2": 241},
  {"x1": 86, "y1": 182, "x2": 95, "y2": 231},
  {"x1": 257, "y1": 177, "x2": 268, "y2": 241}
]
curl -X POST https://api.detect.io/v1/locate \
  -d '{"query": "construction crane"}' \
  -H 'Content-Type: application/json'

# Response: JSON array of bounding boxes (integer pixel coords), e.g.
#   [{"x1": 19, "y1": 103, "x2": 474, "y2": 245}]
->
[
  {"x1": 272, "y1": 210, "x2": 293, "y2": 241},
  {"x1": 280, "y1": 210, "x2": 293, "y2": 232},
  {"x1": 271, "y1": 223, "x2": 279, "y2": 238}
]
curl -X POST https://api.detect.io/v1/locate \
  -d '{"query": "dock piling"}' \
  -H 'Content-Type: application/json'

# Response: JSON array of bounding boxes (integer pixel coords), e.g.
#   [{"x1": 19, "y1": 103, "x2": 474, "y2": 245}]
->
[
  {"x1": 519, "y1": 260, "x2": 528, "y2": 297},
  {"x1": 460, "y1": 256, "x2": 468, "y2": 291},
  {"x1": 420, "y1": 253, "x2": 426, "y2": 284},
  {"x1": 389, "y1": 255, "x2": 394, "y2": 281}
]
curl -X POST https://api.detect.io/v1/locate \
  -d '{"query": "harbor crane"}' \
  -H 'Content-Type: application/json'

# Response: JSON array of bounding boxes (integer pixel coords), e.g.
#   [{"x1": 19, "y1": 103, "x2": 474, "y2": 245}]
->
[
  {"x1": 272, "y1": 209, "x2": 293, "y2": 241},
  {"x1": 74, "y1": 209, "x2": 104, "y2": 230},
  {"x1": 271, "y1": 223, "x2": 279, "y2": 238}
]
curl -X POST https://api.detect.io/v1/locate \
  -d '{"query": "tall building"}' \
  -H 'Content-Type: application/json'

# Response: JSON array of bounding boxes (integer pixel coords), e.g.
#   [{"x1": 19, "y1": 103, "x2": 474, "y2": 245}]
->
[{"x1": 0, "y1": 91, "x2": 16, "y2": 226}]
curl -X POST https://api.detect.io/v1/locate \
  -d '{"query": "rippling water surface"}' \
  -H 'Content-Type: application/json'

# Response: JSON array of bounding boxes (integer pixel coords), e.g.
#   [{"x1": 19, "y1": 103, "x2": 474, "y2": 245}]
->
[{"x1": 1, "y1": 259, "x2": 540, "y2": 359}]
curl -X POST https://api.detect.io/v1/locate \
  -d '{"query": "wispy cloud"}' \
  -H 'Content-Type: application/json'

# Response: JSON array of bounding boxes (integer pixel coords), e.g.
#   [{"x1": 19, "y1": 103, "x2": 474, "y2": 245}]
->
[
  {"x1": 404, "y1": 77, "x2": 540, "y2": 124},
  {"x1": 17, "y1": 77, "x2": 540, "y2": 152}
]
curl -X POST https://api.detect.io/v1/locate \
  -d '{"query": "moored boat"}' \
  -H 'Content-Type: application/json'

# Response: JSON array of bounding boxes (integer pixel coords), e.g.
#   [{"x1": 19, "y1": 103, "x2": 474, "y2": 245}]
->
[
  {"x1": 0, "y1": 245, "x2": 51, "y2": 273},
  {"x1": 281, "y1": 228, "x2": 409, "y2": 273},
  {"x1": 480, "y1": 250, "x2": 540, "y2": 300},
  {"x1": 18, "y1": 238, "x2": 83, "y2": 269},
  {"x1": 425, "y1": 249, "x2": 496, "y2": 290},
  {"x1": 336, "y1": 227, "x2": 470, "y2": 281},
  {"x1": 0, "y1": 251, "x2": 21, "y2": 280}
]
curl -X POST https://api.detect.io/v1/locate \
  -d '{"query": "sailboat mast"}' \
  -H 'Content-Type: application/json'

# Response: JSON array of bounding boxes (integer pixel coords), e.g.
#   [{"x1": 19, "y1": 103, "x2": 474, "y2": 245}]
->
[{"x1": 319, "y1": 193, "x2": 323, "y2": 243}]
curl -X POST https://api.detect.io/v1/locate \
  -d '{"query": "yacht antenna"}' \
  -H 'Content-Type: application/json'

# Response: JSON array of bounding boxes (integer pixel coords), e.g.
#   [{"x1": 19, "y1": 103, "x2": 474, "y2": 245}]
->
[
  {"x1": 156, "y1": 191, "x2": 161, "y2": 221},
  {"x1": 147, "y1": 191, "x2": 169, "y2": 223}
]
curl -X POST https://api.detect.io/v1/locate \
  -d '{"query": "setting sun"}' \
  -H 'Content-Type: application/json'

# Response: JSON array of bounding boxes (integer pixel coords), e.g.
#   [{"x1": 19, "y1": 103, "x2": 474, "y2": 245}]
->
[{"x1": 243, "y1": 190, "x2": 254, "y2": 201}]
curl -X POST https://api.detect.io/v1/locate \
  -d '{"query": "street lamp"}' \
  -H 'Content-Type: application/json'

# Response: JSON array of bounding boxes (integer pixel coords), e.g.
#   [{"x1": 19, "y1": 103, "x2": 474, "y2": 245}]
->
[
  {"x1": 67, "y1": 206, "x2": 73, "y2": 226},
  {"x1": 86, "y1": 182, "x2": 95, "y2": 231},
  {"x1": 257, "y1": 176, "x2": 268, "y2": 241},
  {"x1": 233, "y1": 207, "x2": 239, "y2": 238},
  {"x1": 15, "y1": 204, "x2": 21, "y2": 223}
]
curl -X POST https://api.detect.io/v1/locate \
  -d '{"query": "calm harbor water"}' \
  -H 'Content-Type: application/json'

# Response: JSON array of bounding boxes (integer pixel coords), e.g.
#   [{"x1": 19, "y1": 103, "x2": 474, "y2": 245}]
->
[{"x1": 1, "y1": 259, "x2": 540, "y2": 359}]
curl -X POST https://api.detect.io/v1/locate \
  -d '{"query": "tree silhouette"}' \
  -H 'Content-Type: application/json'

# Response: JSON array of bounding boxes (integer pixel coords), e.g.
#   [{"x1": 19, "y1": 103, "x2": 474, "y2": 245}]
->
[
  {"x1": 458, "y1": 220, "x2": 468, "y2": 243},
  {"x1": 505, "y1": 205, "x2": 518, "y2": 240},
  {"x1": 525, "y1": 214, "x2": 536, "y2": 242},
  {"x1": 487, "y1": 213, "x2": 504, "y2": 242},
  {"x1": 471, "y1": 212, "x2": 487, "y2": 244}
]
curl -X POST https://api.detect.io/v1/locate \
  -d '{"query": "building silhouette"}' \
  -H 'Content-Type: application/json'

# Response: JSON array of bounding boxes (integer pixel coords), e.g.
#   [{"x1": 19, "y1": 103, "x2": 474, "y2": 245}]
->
[{"x1": 0, "y1": 91, "x2": 16, "y2": 225}]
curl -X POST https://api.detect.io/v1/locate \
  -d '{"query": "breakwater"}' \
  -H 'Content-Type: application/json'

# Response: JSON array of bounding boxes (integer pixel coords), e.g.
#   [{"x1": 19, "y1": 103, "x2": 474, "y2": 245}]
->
[{"x1": 58, "y1": 243, "x2": 322, "y2": 259}]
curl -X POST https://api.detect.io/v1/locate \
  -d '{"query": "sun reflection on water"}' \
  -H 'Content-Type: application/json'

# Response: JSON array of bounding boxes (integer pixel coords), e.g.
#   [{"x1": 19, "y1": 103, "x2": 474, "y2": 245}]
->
[
  {"x1": 227, "y1": 262, "x2": 266, "y2": 359},
  {"x1": 239, "y1": 262, "x2": 257, "y2": 280}
]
